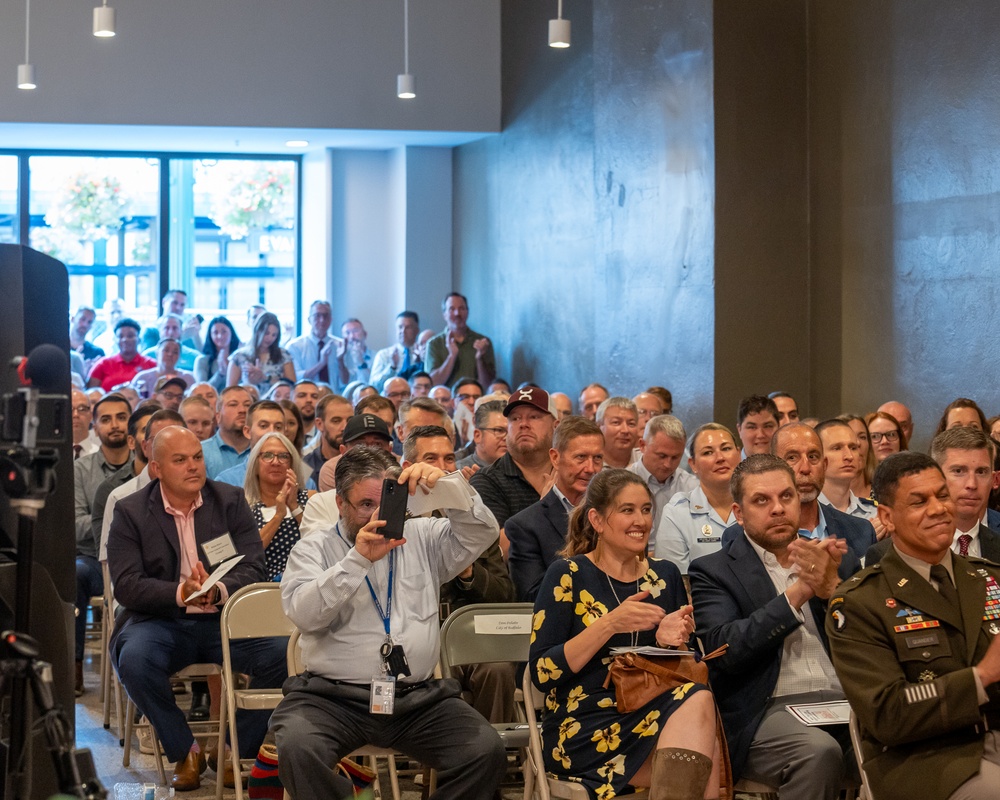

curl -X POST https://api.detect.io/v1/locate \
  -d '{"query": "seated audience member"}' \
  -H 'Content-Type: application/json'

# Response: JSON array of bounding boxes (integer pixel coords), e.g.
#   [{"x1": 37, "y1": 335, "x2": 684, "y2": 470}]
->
[
  {"x1": 292, "y1": 380, "x2": 321, "y2": 445},
  {"x1": 265, "y1": 379, "x2": 294, "y2": 403},
  {"x1": 351, "y1": 383, "x2": 378, "y2": 405},
  {"x1": 381, "y1": 377, "x2": 412, "y2": 411},
  {"x1": 689, "y1": 454, "x2": 858, "y2": 798},
  {"x1": 131, "y1": 338, "x2": 195, "y2": 399},
  {"x1": 73, "y1": 393, "x2": 134, "y2": 693},
  {"x1": 988, "y1": 415, "x2": 1000, "y2": 441},
  {"x1": 402, "y1": 425, "x2": 516, "y2": 723},
  {"x1": 72, "y1": 388, "x2": 99, "y2": 458},
  {"x1": 179, "y1": 395, "x2": 215, "y2": 442},
  {"x1": 827, "y1": 451, "x2": 1000, "y2": 800},
  {"x1": 354, "y1": 394, "x2": 397, "y2": 431},
  {"x1": 287, "y1": 300, "x2": 338, "y2": 384},
  {"x1": 578, "y1": 382, "x2": 609, "y2": 420},
  {"x1": 335, "y1": 318, "x2": 375, "y2": 390},
  {"x1": 193, "y1": 316, "x2": 240, "y2": 392},
  {"x1": 597, "y1": 396, "x2": 640, "y2": 468},
  {"x1": 70, "y1": 304, "x2": 105, "y2": 367},
  {"x1": 302, "y1": 394, "x2": 353, "y2": 487},
  {"x1": 244, "y1": 432, "x2": 314, "y2": 580},
  {"x1": 633, "y1": 391, "x2": 667, "y2": 433},
  {"x1": 424, "y1": 292, "x2": 495, "y2": 388},
  {"x1": 201, "y1": 386, "x2": 251, "y2": 479},
  {"x1": 550, "y1": 391, "x2": 573, "y2": 421},
  {"x1": 187, "y1": 381, "x2": 219, "y2": 409},
  {"x1": 452, "y1": 378, "x2": 484, "y2": 445},
  {"x1": 456, "y1": 399, "x2": 508, "y2": 471},
  {"x1": 838, "y1": 413, "x2": 876, "y2": 499},
  {"x1": 866, "y1": 410, "x2": 908, "y2": 462},
  {"x1": 936, "y1": 397, "x2": 989, "y2": 434},
  {"x1": 470, "y1": 388, "x2": 556, "y2": 542},
  {"x1": 228, "y1": 312, "x2": 296, "y2": 394},
  {"x1": 409, "y1": 371, "x2": 432, "y2": 398},
  {"x1": 144, "y1": 289, "x2": 203, "y2": 351},
  {"x1": 629, "y1": 414, "x2": 699, "y2": 529},
  {"x1": 530, "y1": 469, "x2": 720, "y2": 799},
  {"x1": 815, "y1": 419, "x2": 878, "y2": 524},
  {"x1": 370, "y1": 310, "x2": 422, "y2": 389},
  {"x1": 395, "y1": 397, "x2": 450, "y2": 449},
  {"x1": 215, "y1": 400, "x2": 287, "y2": 487},
  {"x1": 151, "y1": 376, "x2": 188, "y2": 412},
  {"x1": 655, "y1": 423, "x2": 740, "y2": 573},
  {"x1": 506, "y1": 416, "x2": 604, "y2": 601},
  {"x1": 142, "y1": 314, "x2": 202, "y2": 371},
  {"x1": 87, "y1": 318, "x2": 156, "y2": 391},
  {"x1": 768, "y1": 391, "x2": 800, "y2": 426},
  {"x1": 107, "y1": 426, "x2": 287, "y2": 791},
  {"x1": 736, "y1": 394, "x2": 780, "y2": 457},
  {"x1": 646, "y1": 386, "x2": 674, "y2": 415},
  {"x1": 272, "y1": 447, "x2": 506, "y2": 800},
  {"x1": 865, "y1": 427, "x2": 1000, "y2": 566},
  {"x1": 278, "y1": 399, "x2": 306, "y2": 454},
  {"x1": 430, "y1": 384, "x2": 455, "y2": 415},
  {"x1": 877, "y1": 399, "x2": 914, "y2": 444},
  {"x1": 488, "y1": 379, "x2": 512, "y2": 394}
]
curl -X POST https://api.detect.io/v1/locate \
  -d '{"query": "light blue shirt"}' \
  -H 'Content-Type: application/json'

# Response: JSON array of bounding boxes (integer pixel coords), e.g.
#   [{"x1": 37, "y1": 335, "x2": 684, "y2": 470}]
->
[
  {"x1": 202, "y1": 431, "x2": 248, "y2": 480},
  {"x1": 797, "y1": 503, "x2": 829, "y2": 541},
  {"x1": 654, "y1": 484, "x2": 735, "y2": 573},
  {"x1": 628, "y1": 459, "x2": 699, "y2": 529},
  {"x1": 217, "y1": 459, "x2": 316, "y2": 491}
]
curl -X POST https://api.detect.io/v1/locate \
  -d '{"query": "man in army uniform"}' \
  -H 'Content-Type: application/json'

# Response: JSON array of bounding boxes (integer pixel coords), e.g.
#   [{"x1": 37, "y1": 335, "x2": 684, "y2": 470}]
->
[{"x1": 827, "y1": 451, "x2": 1000, "y2": 800}]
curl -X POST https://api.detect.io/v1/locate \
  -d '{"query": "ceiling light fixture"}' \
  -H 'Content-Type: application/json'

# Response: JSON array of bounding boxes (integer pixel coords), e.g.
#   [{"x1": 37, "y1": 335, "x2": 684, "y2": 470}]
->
[
  {"x1": 549, "y1": 0, "x2": 571, "y2": 48},
  {"x1": 93, "y1": 0, "x2": 116, "y2": 37},
  {"x1": 396, "y1": 0, "x2": 414, "y2": 99},
  {"x1": 18, "y1": 0, "x2": 35, "y2": 89}
]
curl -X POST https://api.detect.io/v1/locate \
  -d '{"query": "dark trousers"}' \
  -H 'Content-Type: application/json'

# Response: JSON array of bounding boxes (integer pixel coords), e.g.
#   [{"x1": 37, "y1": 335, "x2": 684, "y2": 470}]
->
[
  {"x1": 75, "y1": 555, "x2": 104, "y2": 661},
  {"x1": 113, "y1": 615, "x2": 287, "y2": 763},
  {"x1": 271, "y1": 674, "x2": 506, "y2": 800}
]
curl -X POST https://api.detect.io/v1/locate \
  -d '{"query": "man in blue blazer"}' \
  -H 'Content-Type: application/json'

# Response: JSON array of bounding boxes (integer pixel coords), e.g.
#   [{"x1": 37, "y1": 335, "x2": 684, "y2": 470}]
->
[
  {"x1": 689, "y1": 454, "x2": 858, "y2": 799},
  {"x1": 505, "y1": 416, "x2": 604, "y2": 601},
  {"x1": 722, "y1": 423, "x2": 877, "y2": 562},
  {"x1": 107, "y1": 426, "x2": 287, "y2": 791}
]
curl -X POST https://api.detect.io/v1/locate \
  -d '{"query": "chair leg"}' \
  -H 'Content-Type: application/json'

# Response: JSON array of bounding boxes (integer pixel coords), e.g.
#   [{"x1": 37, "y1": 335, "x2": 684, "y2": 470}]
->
[
  {"x1": 215, "y1": 686, "x2": 227, "y2": 800},
  {"x1": 228, "y1": 684, "x2": 244, "y2": 800},
  {"x1": 123, "y1": 697, "x2": 135, "y2": 767},
  {"x1": 387, "y1": 754, "x2": 401, "y2": 800}
]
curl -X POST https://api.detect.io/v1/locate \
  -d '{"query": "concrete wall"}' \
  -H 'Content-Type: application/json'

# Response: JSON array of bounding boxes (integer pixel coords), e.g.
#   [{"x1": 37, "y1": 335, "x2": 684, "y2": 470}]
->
[
  {"x1": 0, "y1": 0, "x2": 500, "y2": 133},
  {"x1": 454, "y1": 0, "x2": 716, "y2": 421}
]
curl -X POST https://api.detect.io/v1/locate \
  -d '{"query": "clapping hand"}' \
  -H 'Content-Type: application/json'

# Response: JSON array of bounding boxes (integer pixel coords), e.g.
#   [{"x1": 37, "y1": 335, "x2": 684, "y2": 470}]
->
[
  {"x1": 656, "y1": 605, "x2": 695, "y2": 648},
  {"x1": 606, "y1": 590, "x2": 666, "y2": 634}
]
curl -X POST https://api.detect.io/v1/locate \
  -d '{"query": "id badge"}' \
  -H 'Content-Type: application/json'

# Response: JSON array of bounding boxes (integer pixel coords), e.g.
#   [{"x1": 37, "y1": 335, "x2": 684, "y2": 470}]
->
[
  {"x1": 370, "y1": 675, "x2": 395, "y2": 715},
  {"x1": 202, "y1": 533, "x2": 238, "y2": 566}
]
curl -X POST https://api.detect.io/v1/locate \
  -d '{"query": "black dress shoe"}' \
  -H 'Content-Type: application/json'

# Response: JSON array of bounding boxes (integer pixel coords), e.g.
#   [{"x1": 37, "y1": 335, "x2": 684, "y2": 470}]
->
[
  {"x1": 188, "y1": 688, "x2": 210, "y2": 721},
  {"x1": 74, "y1": 660, "x2": 84, "y2": 697}
]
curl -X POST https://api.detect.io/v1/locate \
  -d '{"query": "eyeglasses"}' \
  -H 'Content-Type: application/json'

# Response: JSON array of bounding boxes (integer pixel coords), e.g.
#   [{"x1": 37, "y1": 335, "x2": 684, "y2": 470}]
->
[
  {"x1": 158, "y1": 391, "x2": 184, "y2": 401},
  {"x1": 260, "y1": 451, "x2": 293, "y2": 464},
  {"x1": 457, "y1": 393, "x2": 482, "y2": 402},
  {"x1": 72, "y1": 404, "x2": 92, "y2": 415},
  {"x1": 385, "y1": 391, "x2": 411, "y2": 400},
  {"x1": 870, "y1": 431, "x2": 900, "y2": 443},
  {"x1": 478, "y1": 426, "x2": 507, "y2": 437}
]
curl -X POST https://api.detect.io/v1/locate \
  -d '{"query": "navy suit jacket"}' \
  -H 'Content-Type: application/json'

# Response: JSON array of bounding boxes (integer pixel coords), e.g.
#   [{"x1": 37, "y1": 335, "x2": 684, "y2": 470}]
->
[
  {"x1": 505, "y1": 489, "x2": 569, "y2": 602},
  {"x1": 106, "y1": 478, "x2": 266, "y2": 653},
  {"x1": 865, "y1": 523, "x2": 1000, "y2": 566},
  {"x1": 721, "y1": 502, "x2": 876, "y2": 562},
  {"x1": 688, "y1": 533, "x2": 858, "y2": 779}
]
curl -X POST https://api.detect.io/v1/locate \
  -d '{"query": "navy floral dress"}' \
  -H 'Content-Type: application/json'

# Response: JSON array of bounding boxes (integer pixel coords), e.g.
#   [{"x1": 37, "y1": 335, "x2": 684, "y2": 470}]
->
[
  {"x1": 529, "y1": 555, "x2": 707, "y2": 799},
  {"x1": 251, "y1": 489, "x2": 309, "y2": 580}
]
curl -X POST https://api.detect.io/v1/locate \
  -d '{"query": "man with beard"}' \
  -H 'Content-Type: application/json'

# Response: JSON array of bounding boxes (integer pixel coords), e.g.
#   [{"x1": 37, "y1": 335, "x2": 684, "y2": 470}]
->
[
  {"x1": 202, "y1": 386, "x2": 252, "y2": 479},
  {"x1": 272, "y1": 447, "x2": 506, "y2": 800},
  {"x1": 689, "y1": 454, "x2": 858, "y2": 798},
  {"x1": 74, "y1": 393, "x2": 133, "y2": 693},
  {"x1": 302, "y1": 394, "x2": 354, "y2": 488},
  {"x1": 470, "y1": 388, "x2": 556, "y2": 557},
  {"x1": 293, "y1": 380, "x2": 321, "y2": 446},
  {"x1": 596, "y1": 396, "x2": 640, "y2": 468}
]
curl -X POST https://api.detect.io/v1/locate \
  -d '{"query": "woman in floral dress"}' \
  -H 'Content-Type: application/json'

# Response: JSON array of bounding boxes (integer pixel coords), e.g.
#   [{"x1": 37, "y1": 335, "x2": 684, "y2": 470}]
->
[{"x1": 529, "y1": 469, "x2": 721, "y2": 800}]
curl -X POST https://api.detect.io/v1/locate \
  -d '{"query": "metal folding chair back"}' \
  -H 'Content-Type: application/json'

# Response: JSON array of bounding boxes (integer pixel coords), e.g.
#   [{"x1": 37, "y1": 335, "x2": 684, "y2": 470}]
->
[{"x1": 438, "y1": 602, "x2": 535, "y2": 672}]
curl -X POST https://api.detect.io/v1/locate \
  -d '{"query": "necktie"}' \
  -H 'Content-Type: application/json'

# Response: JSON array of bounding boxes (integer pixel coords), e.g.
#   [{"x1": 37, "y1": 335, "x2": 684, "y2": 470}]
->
[
  {"x1": 73, "y1": 444, "x2": 83, "y2": 460},
  {"x1": 400, "y1": 347, "x2": 411, "y2": 374},
  {"x1": 317, "y1": 340, "x2": 330, "y2": 384},
  {"x1": 958, "y1": 534, "x2": 972, "y2": 557},
  {"x1": 930, "y1": 564, "x2": 959, "y2": 610}
]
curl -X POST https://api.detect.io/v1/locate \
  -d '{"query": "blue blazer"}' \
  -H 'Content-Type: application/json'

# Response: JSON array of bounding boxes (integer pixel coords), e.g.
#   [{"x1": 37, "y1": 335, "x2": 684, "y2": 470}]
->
[
  {"x1": 505, "y1": 489, "x2": 569, "y2": 602},
  {"x1": 721, "y1": 502, "x2": 876, "y2": 562},
  {"x1": 688, "y1": 532, "x2": 858, "y2": 779},
  {"x1": 106, "y1": 478, "x2": 266, "y2": 653}
]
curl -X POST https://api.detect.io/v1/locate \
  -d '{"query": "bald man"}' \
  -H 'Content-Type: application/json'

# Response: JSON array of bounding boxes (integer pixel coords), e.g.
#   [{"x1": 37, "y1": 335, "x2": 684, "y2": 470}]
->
[
  {"x1": 878, "y1": 400, "x2": 914, "y2": 443},
  {"x1": 106, "y1": 426, "x2": 286, "y2": 791}
]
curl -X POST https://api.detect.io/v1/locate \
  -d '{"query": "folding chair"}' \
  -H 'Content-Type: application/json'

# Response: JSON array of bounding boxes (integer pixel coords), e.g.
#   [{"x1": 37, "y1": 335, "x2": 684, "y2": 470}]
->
[
  {"x1": 848, "y1": 709, "x2": 874, "y2": 800},
  {"x1": 217, "y1": 582, "x2": 297, "y2": 800},
  {"x1": 438, "y1": 602, "x2": 535, "y2": 799},
  {"x1": 286, "y1": 628, "x2": 402, "y2": 800},
  {"x1": 520, "y1": 666, "x2": 648, "y2": 800},
  {"x1": 100, "y1": 560, "x2": 125, "y2": 739},
  {"x1": 122, "y1": 662, "x2": 223, "y2": 785}
]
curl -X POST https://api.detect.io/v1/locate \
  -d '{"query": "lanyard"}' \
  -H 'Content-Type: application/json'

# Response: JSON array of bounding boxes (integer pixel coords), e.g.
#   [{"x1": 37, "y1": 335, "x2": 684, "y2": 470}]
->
[{"x1": 365, "y1": 550, "x2": 394, "y2": 637}]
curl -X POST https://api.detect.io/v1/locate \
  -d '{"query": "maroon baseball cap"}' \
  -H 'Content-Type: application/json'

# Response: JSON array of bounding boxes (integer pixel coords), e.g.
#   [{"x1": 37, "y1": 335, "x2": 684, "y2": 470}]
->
[{"x1": 503, "y1": 387, "x2": 553, "y2": 417}]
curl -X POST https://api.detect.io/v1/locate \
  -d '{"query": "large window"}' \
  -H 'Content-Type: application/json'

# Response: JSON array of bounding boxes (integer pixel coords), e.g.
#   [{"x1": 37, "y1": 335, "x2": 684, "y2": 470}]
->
[{"x1": 2, "y1": 150, "x2": 300, "y2": 348}]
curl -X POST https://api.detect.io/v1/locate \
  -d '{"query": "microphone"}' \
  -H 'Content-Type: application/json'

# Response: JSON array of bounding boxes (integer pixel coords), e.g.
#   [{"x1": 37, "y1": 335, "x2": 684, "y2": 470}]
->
[{"x1": 16, "y1": 344, "x2": 69, "y2": 393}]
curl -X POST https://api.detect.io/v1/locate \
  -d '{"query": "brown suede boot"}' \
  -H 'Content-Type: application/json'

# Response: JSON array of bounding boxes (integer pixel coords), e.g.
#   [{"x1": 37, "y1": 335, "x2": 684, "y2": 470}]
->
[{"x1": 649, "y1": 747, "x2": 714, "y2": 800}]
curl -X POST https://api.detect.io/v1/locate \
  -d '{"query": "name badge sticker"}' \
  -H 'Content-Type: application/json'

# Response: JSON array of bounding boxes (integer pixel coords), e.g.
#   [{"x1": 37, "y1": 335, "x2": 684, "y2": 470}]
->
[{"x1": 203, "y1": 533, "x2": 238, "y2": 566}]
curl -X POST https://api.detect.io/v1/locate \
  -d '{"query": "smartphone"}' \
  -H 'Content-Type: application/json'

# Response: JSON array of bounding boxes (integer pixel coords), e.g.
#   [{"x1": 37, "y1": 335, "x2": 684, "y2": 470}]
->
[{"x1": 378, "y1": 478, "x2": 408, "y2": 539}]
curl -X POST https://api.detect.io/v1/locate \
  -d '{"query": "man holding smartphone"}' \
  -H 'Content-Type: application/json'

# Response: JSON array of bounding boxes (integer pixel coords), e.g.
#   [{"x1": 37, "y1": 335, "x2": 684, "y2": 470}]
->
[{"x1": 274, "y1": 447, "x2": 505, "y2": 800}]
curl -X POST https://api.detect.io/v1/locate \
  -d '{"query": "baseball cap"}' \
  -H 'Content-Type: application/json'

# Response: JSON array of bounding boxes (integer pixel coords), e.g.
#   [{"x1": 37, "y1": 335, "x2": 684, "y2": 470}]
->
[
  {"x1": 503, "y1": 386, "x2": 553, "y2": 417},
  {"x1": 154, "y1": 376, "x2": 188, "y2": 393},
  {"x1": 342, "y1": 414, "x2": 393, "y2": 444}
]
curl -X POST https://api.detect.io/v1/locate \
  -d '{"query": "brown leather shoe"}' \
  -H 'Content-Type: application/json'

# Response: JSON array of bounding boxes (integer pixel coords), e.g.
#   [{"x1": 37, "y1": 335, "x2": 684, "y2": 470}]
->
[
  {"x1": 171, "y1": 749, "x2": 206, "y2": 792},
  {"x1": 206, "y1": 744, "x2": 237, "y2": 789},
  {"x1": 74, "y1": 660, "x2": 84, "y2": 697}
]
